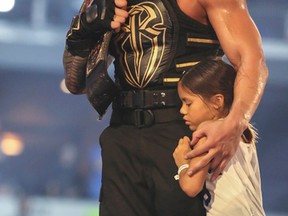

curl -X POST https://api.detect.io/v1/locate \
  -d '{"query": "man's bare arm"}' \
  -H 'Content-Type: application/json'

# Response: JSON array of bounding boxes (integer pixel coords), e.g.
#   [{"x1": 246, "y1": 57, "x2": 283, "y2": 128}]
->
[{"x1": 186, "y1": 0, "x2": 268, "y2": 180}]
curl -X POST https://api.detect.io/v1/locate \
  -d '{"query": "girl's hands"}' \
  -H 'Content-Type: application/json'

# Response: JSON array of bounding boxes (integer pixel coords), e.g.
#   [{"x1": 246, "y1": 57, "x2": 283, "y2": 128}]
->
[{"x1": 173, "y1": 136, "x2": 192, "y2": 167}]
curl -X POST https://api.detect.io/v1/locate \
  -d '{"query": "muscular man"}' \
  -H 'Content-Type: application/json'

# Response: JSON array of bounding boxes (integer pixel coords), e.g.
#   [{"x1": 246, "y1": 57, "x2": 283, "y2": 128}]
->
[{"x1": 63, "y1": 0, "x2": 268, "y2": 215}]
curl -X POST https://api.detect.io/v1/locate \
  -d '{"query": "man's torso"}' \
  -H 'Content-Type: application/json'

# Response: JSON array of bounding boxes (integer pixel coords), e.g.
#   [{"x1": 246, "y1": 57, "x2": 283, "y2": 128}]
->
[{"x1": 111, "y1": 0, "x2": 222, "y2": 90}]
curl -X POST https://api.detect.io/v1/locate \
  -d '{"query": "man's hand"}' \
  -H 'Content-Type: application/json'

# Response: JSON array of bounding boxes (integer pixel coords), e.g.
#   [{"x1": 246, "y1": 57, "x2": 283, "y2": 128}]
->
[
  {"x1": 66, "y1": 0, "x2": 128, "y2": 56},
  {"x1": 81, "y1": 0, "x2": 128, "y2": 34},
  {"x1": 185, "y1": 118, "x2": 242, "y2": 181},
  {"x1": 112, "y1": 0, "x2": 128, "y2": 31}
]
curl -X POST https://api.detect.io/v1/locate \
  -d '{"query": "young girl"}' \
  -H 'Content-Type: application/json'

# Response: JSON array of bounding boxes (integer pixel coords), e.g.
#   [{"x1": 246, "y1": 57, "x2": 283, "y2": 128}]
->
[{"x1": 173, "y1": 60, "x2": 266, "y2": 216}]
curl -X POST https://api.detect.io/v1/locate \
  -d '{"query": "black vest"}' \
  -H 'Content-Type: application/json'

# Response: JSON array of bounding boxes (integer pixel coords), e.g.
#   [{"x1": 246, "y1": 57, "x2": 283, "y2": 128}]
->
[{"x1": 111, "y1": 0, "x2": 223, "y2": 90}]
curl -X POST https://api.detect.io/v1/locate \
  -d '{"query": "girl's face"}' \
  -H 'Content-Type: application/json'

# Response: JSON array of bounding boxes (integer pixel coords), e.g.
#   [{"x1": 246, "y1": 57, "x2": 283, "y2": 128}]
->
[{"x1": 178, "y1": 84, "x2": 219, "y2": 131}]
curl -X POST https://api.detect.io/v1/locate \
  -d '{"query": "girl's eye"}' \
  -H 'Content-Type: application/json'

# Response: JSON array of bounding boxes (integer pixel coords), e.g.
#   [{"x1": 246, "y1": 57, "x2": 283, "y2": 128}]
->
[{"x1": 186, "y1": 102, "x2": 192, "y2": 107}]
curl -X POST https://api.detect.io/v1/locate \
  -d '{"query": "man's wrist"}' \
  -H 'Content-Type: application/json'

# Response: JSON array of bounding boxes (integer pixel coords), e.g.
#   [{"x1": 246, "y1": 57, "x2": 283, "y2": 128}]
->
[{"x1": 225, "y1": 110, "x2": 249, "y2": 133}]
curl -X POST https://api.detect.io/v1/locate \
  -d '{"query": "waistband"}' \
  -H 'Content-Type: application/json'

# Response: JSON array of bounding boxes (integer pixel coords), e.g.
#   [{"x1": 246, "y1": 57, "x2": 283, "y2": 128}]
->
[
  {"x1": 110, "y1": 107, "x2": 183, "y2": 128},
  {"x1": 113, "y1": 89, "x2": 181, "y2": 109}
]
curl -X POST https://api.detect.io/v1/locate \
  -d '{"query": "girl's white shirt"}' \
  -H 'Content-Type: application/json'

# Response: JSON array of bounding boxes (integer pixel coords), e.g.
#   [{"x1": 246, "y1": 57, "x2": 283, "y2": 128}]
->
[{"x1": 204, "y1": 141, "x2": 266, "y2": 216}]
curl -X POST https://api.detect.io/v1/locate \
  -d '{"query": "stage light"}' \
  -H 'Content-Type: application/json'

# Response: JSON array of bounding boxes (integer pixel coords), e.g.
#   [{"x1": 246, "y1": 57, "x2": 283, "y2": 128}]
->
[
  {"x1": 0, "y1": 0, "x2": 15, "y2": 12},
  {"x1": 0, "y1": 132, "x2": 24, "y2": 156}
]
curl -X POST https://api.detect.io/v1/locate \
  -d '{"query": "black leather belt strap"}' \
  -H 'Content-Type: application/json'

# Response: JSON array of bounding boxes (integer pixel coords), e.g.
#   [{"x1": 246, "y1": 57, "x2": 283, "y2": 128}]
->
[
  {"x1": 114, "y1": 89, "x2": 181, "y2": 109},
  {"x1": 110, "y1": 107, "x2": 183, "y2": 128}
]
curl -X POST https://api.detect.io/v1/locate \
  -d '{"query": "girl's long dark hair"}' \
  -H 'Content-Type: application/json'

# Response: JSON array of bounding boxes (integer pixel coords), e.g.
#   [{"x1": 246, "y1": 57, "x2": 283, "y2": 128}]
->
[
  {"x1": 180, "y1": 59, "x2": 257, "y2": 143},
  {"x1": 180, "y1": 59, "x2": 236, "y2": 112}
]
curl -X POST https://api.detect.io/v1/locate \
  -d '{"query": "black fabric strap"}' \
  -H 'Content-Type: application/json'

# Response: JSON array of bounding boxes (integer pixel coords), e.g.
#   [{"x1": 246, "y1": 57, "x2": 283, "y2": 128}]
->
[
  {"x1": 114, "y1": 89, "x2": 181, "y2": 109},
  {"x1": 110, "y1": 107, "x2": 183, "y2": 128}
]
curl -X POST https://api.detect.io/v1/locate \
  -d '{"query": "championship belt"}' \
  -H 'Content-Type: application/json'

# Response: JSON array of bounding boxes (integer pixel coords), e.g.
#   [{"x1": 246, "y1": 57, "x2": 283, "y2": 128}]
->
[
  {"x1": 86, "y1": 31, "x2": 117, "y2": 118},
  {"x1": 76, "y1": 0, "x2": 118, "y2": 118}
]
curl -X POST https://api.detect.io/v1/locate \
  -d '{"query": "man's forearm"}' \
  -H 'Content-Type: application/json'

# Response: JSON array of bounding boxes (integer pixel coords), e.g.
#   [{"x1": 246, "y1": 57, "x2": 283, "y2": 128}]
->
[
  {"x1": 227, "y1": 56, "x2": 269, "y2": 131},
  {"x1": 63, "y1": 0, "x2": 112, "y2": 94},
  {"x1": 63, "y1": 49, "x2": 88, "y2": 94}
]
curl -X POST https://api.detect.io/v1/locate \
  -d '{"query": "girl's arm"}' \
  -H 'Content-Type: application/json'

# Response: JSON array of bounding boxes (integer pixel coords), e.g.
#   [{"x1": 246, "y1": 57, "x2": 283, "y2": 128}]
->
[{"x1": 173, "y1": 136, "x2": 210, "y2": 197}]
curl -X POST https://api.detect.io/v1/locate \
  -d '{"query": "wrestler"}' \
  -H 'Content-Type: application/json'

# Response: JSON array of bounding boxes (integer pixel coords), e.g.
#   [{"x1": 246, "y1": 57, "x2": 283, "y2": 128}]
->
[{"x1": 63, "y1": 0, "x2": 268, "y2": 215}]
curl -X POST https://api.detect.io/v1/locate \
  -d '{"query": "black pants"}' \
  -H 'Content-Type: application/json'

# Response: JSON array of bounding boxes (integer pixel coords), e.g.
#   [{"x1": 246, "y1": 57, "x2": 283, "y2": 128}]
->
[{"x1": 99, "y1": 120, "x2": 206, "y2": 216}]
